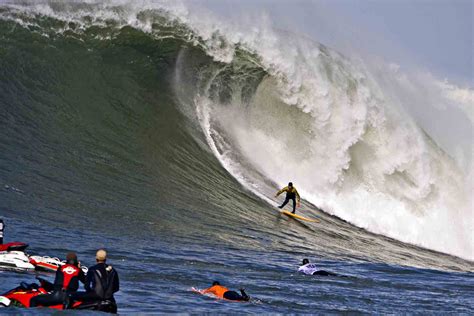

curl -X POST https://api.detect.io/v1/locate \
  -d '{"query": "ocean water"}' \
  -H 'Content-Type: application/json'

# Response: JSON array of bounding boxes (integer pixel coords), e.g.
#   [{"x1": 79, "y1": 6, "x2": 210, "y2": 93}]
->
[{"x1": 0, "y1": 2, "x2": 472, "y2": 314}]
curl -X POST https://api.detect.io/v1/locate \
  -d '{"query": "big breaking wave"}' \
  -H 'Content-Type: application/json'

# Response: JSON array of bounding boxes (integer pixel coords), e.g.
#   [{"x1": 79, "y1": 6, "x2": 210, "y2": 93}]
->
[{"x1": 1, "y1": 0, "x2": 472, "y2": 261}]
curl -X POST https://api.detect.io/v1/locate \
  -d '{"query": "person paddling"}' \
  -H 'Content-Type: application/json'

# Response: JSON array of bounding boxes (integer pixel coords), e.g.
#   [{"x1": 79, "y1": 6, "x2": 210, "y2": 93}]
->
[
  {"x1": 298, "y1": 258, "x2": 338, "y2": 276},
  {"x1": 202, "y1": 281, "x2": 250, "y2": 301},
  {"x1": 275, "y1": 182, "x2": 301, "y2": 214}
]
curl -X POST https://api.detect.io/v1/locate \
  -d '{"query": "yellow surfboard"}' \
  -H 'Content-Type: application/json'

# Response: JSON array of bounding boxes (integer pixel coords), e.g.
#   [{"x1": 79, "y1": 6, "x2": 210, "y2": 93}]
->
[{"x1": 281, "y1": 210, "x2": 320, "y2": 223}]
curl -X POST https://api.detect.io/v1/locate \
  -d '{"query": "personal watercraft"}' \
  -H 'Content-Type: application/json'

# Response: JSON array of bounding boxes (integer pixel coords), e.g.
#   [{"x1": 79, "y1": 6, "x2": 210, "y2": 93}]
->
[
  {"x1": 29, "y1": 255, "x2": 88, "y2": 274},
  {"x1": 0, "y1": 250, "x2": 35, "y2": 272},
  {"x1": 0, "y1": 242, "x2": 29, "y2": 252},
  {"x1": 0, "y1": 242, "x2": 87, "y2": 274},
  {"x1": 0, "y1": 242, "x2": 88, "y2": 274},
  {"x1": 0, "y1": 277, "x2": 117, "y2": 313},
  {"x1": 0, "y1": 242, "x2": 35, "y2": 272}
]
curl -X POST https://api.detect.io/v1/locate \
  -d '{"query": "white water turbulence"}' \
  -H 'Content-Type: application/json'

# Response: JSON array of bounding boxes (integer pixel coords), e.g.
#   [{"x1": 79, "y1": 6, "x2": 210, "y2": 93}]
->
[
  {"x1": 3, "y1": 1, "x2": 472, "y2": 261},
  {"x1": 170, "y1": 8, "x2": 474, "y2": 261}
]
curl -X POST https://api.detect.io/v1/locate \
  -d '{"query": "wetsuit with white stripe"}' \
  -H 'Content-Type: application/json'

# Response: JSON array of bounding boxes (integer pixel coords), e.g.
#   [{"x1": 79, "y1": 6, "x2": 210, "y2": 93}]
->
[{"x1": 298, "y1": 263, "x2": 337, "y2": 276}]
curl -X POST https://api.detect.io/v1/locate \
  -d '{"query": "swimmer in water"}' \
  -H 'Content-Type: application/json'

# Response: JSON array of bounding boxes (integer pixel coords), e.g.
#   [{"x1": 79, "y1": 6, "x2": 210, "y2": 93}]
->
[
  {"x1": 202, "y1": 281, "x2": 250, "y2": 301},
  {"x1": 298, "y1": 258, "x2": 338, "y2": 276}
]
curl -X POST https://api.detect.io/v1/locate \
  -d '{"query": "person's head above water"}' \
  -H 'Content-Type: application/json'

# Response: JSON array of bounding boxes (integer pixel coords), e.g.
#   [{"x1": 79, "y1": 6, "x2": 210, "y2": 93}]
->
[
  {"x1": 212, "y1": 281, "x2": 220, "y2": 286},
  {"x1": 302, "y1": 258, "x2": 309, "y2": 265},
  {"x1": 288, "y1": 182, "x2": 293, "y2": 187},
  {"x1": 96, "y1": 249, "x2": 107, "y2": 263},
  {"x1": 66, "y1": 252, "x2": 78, "y2": 266}
]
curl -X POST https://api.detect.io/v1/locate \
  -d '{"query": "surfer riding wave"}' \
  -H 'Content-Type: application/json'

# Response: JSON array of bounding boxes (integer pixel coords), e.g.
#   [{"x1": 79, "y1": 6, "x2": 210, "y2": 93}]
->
[{"x1": 276, "y1": 182, "x2": 301, "y2": 214}]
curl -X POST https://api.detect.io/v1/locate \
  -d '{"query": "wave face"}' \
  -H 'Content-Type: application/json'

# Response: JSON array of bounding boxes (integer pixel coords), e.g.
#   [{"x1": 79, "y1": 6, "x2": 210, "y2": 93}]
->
[{"x1": 0, "y1": 0, "x2": 472, "y2": 268}]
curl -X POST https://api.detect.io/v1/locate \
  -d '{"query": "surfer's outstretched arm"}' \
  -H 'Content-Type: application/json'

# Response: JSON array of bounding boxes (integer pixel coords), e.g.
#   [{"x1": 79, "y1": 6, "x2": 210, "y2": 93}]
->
[{"x1": 275, "y1": 186, "x2": 288, "y2": 197}]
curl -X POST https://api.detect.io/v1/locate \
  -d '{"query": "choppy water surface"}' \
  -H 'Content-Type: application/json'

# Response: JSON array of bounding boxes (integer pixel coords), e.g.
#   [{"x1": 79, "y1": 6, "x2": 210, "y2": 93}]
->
[{"x1": 0, "y1": 2, "x2": 472, "y2": 314}]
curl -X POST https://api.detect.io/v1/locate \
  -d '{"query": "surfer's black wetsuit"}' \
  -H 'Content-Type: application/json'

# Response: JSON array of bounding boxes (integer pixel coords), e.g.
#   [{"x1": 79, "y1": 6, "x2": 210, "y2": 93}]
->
[
  {"x1": 67, "y1": 262, "x2": 119, "y2": 311},
  {"x1": 223, "y1": 289, "x2": 250, "y2": 301},
  {"x1": 279, "y1": 194, "x2": 296, "y2": 213},
  {"x1": 312, "y1": 270, "x2": 338, "y2": 276}
]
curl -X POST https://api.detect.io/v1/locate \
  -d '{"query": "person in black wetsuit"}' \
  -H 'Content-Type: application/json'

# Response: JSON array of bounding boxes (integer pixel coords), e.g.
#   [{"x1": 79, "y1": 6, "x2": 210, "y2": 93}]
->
[
  {"x1": 275, "y1": 182, "x2": 301, "y2": 213},
  {"x1": 30, "y1": 252, "x2": 85, "y2": 308},
  {"x1": 298, "y1": 258, "x2": 338, "y2": 276},
  {"x1": 67, "y1": 249, "x2": 119, "y2": 311}
]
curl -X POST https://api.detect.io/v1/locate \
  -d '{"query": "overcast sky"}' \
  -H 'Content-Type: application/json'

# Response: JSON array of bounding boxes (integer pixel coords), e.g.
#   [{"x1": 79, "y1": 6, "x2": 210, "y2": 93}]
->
[{"x1": 197, "y1": 0, "x2": 472, "y2": 85}]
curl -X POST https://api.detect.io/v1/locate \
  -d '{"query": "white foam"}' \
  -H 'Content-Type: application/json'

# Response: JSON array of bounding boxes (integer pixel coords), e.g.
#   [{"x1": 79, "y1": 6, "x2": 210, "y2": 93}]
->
[{"x1": 168, "y1": 3, "x2": 473, "y2": 260}]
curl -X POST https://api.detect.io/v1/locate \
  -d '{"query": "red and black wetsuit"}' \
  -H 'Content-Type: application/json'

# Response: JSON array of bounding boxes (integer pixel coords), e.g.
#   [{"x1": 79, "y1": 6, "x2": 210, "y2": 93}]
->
[{"x1": 30, "y1": 264, "x2": 85, "y2": 308}]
